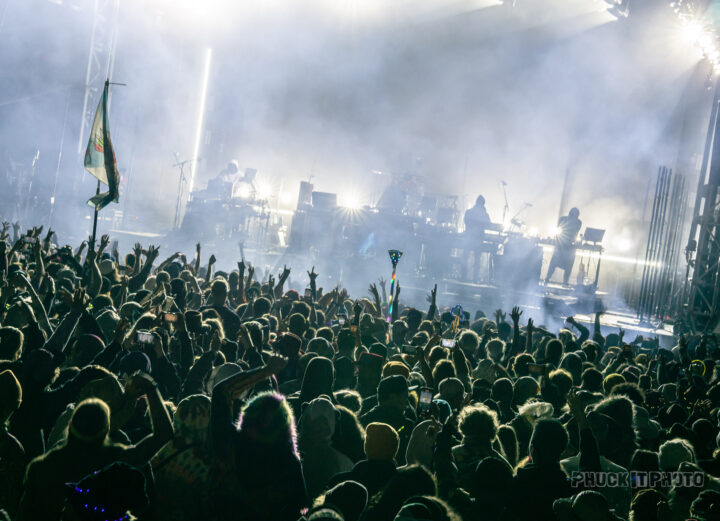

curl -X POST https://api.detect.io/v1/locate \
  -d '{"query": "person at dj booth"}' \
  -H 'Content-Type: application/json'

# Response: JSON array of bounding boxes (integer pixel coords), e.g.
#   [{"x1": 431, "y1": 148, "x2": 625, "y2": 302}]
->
[
  {"x1": 544, "y1": 207, "x2": 582, "y2": 286},
  {"x1": 205, "y1": 160, "x2": 240, "y2": 199},
  {"x1": 463, "y1": 195, "x2": 492, "y2": 282}
]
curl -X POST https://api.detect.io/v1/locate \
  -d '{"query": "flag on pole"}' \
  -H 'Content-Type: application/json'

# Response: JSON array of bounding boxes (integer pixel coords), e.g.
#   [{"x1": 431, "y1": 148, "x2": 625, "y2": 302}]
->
[{"x1": 84, "y1": 80, "x2": 119, "y2": 210}]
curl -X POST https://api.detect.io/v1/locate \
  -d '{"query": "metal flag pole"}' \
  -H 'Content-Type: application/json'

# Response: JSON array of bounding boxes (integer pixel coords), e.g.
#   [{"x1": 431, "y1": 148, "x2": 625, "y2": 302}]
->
[
  {"x1": 90, "y1": 179, "x2": 101, "y2": 249},
  {"x1": 386, "y1": 249, "x2": 403, "y2": 323}
]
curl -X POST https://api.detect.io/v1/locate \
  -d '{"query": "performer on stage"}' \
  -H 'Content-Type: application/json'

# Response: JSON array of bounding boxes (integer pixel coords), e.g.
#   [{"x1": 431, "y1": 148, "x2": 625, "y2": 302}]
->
[
  {"x1": 545, "y1": 207, "x2": 582, "y2": 285},
  {"x1": 205, "y1": 160, "x2": 240, "y2": 199},
  {"x1": 464, "y1": 195, "x2": 491, "y2": 235},
  {"x1": 464, "y1": 195, "x2": 492, "y2": 282}
]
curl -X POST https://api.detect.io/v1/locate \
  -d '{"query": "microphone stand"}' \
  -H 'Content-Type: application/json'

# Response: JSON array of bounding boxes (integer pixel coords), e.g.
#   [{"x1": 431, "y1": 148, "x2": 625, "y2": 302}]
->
[
  {"x1": 501, "y1": 181, "x2": 509, "y2": 227},
  {"x1": 173, "y1": 155, "x2": 196, "y2": 230}
]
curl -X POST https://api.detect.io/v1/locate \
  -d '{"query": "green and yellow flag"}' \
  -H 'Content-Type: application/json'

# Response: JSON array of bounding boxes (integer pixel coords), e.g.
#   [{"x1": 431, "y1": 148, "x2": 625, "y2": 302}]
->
[{"x1": 84, "y1": 80, "x2": 119, "y2": 210}]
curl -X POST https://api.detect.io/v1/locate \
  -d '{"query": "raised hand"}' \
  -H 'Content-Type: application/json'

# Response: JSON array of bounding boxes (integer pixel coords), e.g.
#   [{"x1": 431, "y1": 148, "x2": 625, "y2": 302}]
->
[
  {"x1": 566, "y1": 388, "x2": 588, "y2": 428},
  {"x1": 427, "y1": 283, "x2": 437, "y2": 304},
  {"x1": 114, "y1": 318, "x2": 131, "y2": 344},
  {"x1": 99, "y1": 234, "x2": 110, "y2": 251},
  {"x1": 265, "y1": 354, "x2": 289, "y2": 375},
  {"x1": 208, "y1": 254, "x2": 216, "y2": 265},
  {"x1": 353, "y1": 300, "x2": 363, "y2": 318},
  {"x1": 369, "y1": 283, "x2": 380, "y2": 300},
  {"x1": 238, "y1": 259, "x2": 246, "y2": 273},
  {"x1": 510, "y1": 306, "x2": 523, "y2": 324},
  {"x1": 279, "y1": 264, "x2": 291, "y2": 282},
  {"x1": 495, "y1": 309, "x2": 506, "y2": 324},
  {"x1": 527, "y1": 317, "x2": 534, "y2": 330},
  {"x1": 147, "y1": 245, "x2": 161, "y2": 261},
  {"x1": 307, "y1": 266, "x2": 318, "y2": 281},
  {"x1": 71, "y1": 288, "x2": 88, "y2": 311},
  {"x1": 378, "y1": 277, "x2": 387, "y2": 292},
  {"x1": 124, "y1": 373, "x2": 157, "y2": 397}
]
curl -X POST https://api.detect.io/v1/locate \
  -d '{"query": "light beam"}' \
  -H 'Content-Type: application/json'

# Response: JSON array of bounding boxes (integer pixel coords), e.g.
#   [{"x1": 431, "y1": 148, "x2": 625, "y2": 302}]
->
[{"x1": 189, "y1": 48, "x2": 212, "y2": 194}]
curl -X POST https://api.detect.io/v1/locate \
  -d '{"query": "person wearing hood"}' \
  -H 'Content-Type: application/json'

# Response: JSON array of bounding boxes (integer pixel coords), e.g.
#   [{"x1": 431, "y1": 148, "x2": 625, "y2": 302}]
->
[
  {"x1": 508, "y1": 419, "x2": 573, "y2": 521},
  {"x1": 152, "y1": 394, "x2": 212, "y2": 521},
  {"x1": 298, "y1": 396, "x2": 353, "y2": 498}
]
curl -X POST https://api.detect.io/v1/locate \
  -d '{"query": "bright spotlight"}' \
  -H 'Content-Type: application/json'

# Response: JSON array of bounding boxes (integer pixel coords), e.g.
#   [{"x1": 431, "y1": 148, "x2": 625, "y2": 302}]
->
[
  {"x1": 342, "y1": 195, "x2": 362, "y2": 210},
  {"x1": 681, "y1": 20, "x2": 704, "y2": 45},
  {"x1": 528, "y1": 227, "x2": 539, "y2": 237},
  {"x1": 615, "y1": 237, "x2": 634, "y2": 252},
  {"x1": 280, "y1": 192, "x2": 294, "y2": 205},
  {"x1": 677, "y1": 16, "x2": 720, "y2": 72},
  {"x1": 233, "y1": 184, "x2": 251, "y2": 199},
  {"x1": 551, "y1": 226, "x2": 562, "y2": 238},
  {"x1": 255, "y1": 182, "x2": 272, "y2": 200}
]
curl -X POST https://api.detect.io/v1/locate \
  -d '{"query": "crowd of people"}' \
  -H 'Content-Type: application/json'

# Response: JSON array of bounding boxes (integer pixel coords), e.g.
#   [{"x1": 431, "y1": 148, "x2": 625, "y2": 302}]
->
[{"x1": 0, "y1": 223, "x2": 719, "y2": 521}]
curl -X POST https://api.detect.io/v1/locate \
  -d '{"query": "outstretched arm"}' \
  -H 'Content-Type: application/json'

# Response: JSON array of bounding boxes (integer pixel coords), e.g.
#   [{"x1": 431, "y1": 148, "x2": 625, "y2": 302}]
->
[
  {"x1": 122, "y1": 374, "x2": 175, "y2": 467},
  {"x1": 128, "y1": 245, "x2": 160, "y2": 293},
  {"x1": 567, "y1": 316, "x2": 590, "y2": 344}
]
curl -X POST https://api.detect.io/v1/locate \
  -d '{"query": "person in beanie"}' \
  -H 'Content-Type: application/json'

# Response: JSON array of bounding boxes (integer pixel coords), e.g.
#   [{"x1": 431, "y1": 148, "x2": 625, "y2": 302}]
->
[
  {"x1": 0, "y1": 369, "x2": 25, "y2": 517},
  {"x1": 17, "y1": 372, "x2": 173, "y2": 521},
  {"x1": 320, "y1": 480, "x2": 368, "y2": 521},
  {"x1": 326, "y1": 422, "x2": 399, "y2": 496},
  {"x1": 360, "y1": 376, "x2": 415, "y2": 463}
]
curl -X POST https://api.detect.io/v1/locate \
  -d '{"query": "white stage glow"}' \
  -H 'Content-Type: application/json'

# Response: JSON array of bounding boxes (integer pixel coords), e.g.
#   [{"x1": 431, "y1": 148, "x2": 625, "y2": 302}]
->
[
  {"x1": 256, "y1": 181, "x2": 272, "y2": 200},
  {"x1": 341, "y1": 194, "x2": 361, "y2": 210}
]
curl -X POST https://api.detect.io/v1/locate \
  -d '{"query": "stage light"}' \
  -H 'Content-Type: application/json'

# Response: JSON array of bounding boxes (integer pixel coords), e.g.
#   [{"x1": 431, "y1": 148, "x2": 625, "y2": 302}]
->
[
  {"x1": 341, "y1": 194, "x2": 362, "y2": 210},
  {"x1": 528, "y1": 227, "x2": 539, "y2": 237},
  {"x1": 551, "y1": 226, "x2": 562, "y2": 238},
  {"x1": 682, "y1": 20, "x2": 704, "y2": 45},
  {"x1": 280, "y1": 192, "x2": 295, "y2": 205},
  {"x1": 615, "y1": 237, "x2": 633, "y2": 252},
  {"x1": 236, "y1": 184, "x2": 251, "y2": 198},
  {"x1": 255, "y1": 181, "x2": 272, "y2": 200}
]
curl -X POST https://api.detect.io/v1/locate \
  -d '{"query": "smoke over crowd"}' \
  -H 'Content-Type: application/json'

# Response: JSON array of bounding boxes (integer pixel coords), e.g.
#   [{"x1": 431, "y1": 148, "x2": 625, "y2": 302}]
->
[{"x1": 0, "y1": 0, "x2": 714, "y2": 268}]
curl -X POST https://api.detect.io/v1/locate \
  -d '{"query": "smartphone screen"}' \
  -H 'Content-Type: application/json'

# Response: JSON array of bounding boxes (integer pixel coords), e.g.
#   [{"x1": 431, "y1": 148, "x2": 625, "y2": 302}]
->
[
  {"x1": 163, "y1": 312, "x2": 178, "y2": 323},
  {"x1": 304, "y1": 288, "x2": 312, "y2": 299},
  {"x1": 417, "y1": 387, "x2": 433, "y2": 416},
  {"x1": 441, "y1": 338, "x2": 456, "y2": 348},
  {"x1": 136, "y1": 331, "x2": 154, "y2": 344},
  {"x1": 528, "y1": 363, "x2": 546, "y2": 375},
  {"x1": 338, "y1": 315, "x2": 347, "y2": 325},
  {"x1": 402, "y1": 344, "x2": 417, "y2": 355},
  {"x1": 23, "y1": 236, "x2": 37, "y2": 244}
]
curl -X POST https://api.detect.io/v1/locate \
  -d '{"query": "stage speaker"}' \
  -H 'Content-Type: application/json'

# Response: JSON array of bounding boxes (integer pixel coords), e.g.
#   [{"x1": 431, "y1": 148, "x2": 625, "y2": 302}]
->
[{"x1": 312, "y1": 191, "x2": 337, "y2": 211}]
